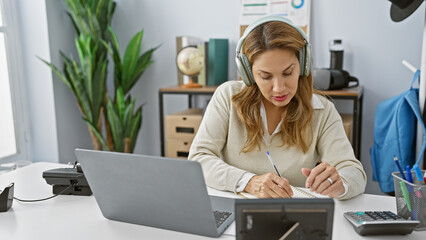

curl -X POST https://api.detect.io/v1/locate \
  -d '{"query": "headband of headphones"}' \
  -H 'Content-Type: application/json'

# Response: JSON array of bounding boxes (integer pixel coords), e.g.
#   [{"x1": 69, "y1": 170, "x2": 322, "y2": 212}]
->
[{"x1": 235, "y1": 15, "x2": 312, "y2": 86}]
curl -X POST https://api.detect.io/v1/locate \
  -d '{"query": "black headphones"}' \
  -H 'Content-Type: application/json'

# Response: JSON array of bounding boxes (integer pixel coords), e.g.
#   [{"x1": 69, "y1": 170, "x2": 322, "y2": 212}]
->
[{"x1": 235, "y1": 15, "x2": 312, "y2": 86}]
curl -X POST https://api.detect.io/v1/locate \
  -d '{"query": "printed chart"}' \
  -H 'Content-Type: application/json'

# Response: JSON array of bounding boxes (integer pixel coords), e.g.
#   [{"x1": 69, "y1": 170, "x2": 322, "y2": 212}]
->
[{"x1": 239, "y1": 0, "x2": 311, "y2": 35}]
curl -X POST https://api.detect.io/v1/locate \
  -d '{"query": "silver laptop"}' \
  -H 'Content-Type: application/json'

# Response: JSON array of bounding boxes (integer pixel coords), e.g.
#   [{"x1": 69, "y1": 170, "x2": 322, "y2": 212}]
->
[{"x1": 75, "y1": 149, "x2": 234, "y2": 238}]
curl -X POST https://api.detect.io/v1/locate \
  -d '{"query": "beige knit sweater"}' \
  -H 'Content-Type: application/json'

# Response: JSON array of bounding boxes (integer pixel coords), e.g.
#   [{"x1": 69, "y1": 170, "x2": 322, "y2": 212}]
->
[{"x1": 188, "y1": 81, "x2": 366, "y2": 200}]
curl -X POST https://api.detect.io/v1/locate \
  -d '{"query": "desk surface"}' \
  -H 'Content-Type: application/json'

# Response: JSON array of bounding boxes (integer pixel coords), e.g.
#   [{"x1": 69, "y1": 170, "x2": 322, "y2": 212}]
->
[{"x1": 0, "y1": 162, "x2": 424, "y2": 240}]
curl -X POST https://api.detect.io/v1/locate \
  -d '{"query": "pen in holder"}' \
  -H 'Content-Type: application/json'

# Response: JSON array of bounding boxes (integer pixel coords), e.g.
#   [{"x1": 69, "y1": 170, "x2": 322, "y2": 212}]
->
[{"x1": 392, "y1": 171, "x2": 426, "y2": 231}]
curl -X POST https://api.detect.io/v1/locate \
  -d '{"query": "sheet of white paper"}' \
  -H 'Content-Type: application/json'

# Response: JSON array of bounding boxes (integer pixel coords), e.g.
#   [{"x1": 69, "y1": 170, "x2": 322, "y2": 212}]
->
[{"x1": 239, "y1": 187, "x2": 330, "y2": 199}]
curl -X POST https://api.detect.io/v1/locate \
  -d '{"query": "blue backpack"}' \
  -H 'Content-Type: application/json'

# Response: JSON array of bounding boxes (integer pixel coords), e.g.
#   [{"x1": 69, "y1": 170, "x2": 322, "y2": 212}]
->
[{"x1": 370, "y1": 70, "x2": 426, "y2": 193}]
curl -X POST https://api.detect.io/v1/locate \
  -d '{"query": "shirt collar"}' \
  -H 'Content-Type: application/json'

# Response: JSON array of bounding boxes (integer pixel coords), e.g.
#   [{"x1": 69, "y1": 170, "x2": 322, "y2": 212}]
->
[
  {"x1": 312, "y1": 94, "x2": 324, "y2": 109},
  {"x1": 260, "y1": 94, "x2": 324, "y2": 135}
]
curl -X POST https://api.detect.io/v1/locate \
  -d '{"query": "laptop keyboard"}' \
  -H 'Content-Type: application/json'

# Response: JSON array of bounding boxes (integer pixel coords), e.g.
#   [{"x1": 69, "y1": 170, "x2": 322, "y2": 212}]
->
[{"x1": 214, "y1": 210, "x2": 232, "y2": 227}]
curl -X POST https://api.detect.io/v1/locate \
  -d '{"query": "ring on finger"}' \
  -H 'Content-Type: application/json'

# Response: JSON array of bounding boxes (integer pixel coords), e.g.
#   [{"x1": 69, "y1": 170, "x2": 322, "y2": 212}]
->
[{"x1": 327, "y1": 177, "x2": 334, "y2": 185}]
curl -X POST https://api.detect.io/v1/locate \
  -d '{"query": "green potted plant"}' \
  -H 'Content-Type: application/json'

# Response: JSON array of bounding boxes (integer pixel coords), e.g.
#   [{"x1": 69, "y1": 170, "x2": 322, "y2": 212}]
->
[{"x1": 42, "y1": 0, "x2": 158, "y2": 153}]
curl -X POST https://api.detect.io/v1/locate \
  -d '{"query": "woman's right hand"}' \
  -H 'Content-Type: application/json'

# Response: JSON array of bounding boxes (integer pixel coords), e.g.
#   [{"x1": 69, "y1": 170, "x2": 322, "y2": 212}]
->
[{"x1": 244, "y1": 172, "x2": 293, "y2": 198}]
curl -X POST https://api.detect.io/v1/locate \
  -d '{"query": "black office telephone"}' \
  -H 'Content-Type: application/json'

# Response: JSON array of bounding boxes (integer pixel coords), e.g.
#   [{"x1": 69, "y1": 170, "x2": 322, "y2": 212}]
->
[{"x1": 42, "y1": 163, "x2": 92, "y2": 196}]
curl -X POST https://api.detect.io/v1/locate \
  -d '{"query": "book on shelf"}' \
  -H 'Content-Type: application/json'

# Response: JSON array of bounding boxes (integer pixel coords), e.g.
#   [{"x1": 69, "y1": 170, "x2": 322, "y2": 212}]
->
[{"x1": 207, "y1": 38, "x2": 228, "y2": 86}]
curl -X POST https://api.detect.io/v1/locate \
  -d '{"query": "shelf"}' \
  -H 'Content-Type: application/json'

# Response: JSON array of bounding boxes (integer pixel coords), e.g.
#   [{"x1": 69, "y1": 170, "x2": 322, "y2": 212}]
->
[
  {"x1": 317, "y1": 85, "x2": 364, "y2": 98},
  {"x1": 159, "y1": 86, "x2": 217, "y2": 94},
  {"x1": 159, "y1": 85, "x2": 364, "y2": 160}
]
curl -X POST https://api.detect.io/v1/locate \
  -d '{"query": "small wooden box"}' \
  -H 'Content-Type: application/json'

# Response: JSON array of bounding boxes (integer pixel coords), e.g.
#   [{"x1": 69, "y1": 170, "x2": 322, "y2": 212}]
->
[
  {"x1": 165, "y1": 108, "x2": 203, "y2": 140},
  {"x1": 166, "y1": 139, "x2": 192, "y2": 159}
]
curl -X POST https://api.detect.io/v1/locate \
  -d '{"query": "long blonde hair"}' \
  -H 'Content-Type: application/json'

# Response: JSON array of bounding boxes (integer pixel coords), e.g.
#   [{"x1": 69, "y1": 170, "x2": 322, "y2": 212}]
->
[{"x1": 232, "y1": 21, "x2": 314, "y2": 153}]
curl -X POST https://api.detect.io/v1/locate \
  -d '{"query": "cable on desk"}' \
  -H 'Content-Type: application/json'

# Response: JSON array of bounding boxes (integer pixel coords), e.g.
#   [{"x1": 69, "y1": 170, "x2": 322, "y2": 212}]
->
[
  {"x1": 1, "y1": 162, "x2": 81, "y2": 203},
  {"x1": 12, "y1": 184, "x2": 76, "y2": 202}
]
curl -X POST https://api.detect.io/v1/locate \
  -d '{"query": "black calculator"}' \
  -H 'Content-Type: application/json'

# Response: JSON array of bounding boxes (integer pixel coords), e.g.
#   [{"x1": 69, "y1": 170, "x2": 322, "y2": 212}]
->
[{"x1": 344, "y1": 211, "x2": 419, "y2": 235}]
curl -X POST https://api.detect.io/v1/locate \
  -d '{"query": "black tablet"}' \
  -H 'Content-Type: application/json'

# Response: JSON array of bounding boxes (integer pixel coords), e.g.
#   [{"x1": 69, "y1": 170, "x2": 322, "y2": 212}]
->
[{"x1": 235, "y1": 198, "x2": 334, "y2": 240}]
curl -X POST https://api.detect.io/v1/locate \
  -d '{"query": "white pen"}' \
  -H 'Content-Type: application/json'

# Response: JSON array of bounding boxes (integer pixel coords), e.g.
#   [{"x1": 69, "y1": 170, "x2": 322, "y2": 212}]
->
[
  {"x1": 266, "y1": 151, "x2": 282, "y2": 177},
  {"x1": 266, "y1": 151, "x2": 306, "y2": 198}
]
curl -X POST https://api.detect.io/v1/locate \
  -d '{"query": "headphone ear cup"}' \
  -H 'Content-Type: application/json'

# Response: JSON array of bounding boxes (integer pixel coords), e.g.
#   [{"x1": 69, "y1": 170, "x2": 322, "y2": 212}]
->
[
  {"x1": 298, "y1": 47, "x2": 305, "y2": 76},
  {"x1": 241, "y1": 54, "x2": 255, "y2": 85},
  {"x1": 236, "y1": 56, "x2": 252, "y2": 86},
  {"x1": 304, "y1": 43, "x2": 311, "y2": 76}
]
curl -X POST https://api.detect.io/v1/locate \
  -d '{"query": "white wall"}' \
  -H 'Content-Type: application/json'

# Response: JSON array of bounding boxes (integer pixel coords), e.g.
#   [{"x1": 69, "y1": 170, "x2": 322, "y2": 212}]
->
[
  {"x1": 17, "y1": 0, "x2": 59, "y2": 163},
  {"x1": 19, "y1": 0, "x2": 425, "y2": 194},
  {"x1": 15, "y1": 0, "x2": 93, "y2": 164},
  {"x1": 310, "y1": 0, "x2": 424, "y2": 195}
]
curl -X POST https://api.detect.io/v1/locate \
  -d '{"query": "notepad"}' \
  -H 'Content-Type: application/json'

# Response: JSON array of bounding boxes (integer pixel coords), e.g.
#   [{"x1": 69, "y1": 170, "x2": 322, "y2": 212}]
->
[{"x1": 238, "y1": 186, "x2": 329, "y2": 199}]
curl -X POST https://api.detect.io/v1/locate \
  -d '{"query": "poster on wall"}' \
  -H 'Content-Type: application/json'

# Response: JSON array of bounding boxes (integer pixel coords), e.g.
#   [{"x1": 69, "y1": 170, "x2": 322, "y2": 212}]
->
[{"x1": 239, "y1": 0, "x2": 311, "y2": 37}]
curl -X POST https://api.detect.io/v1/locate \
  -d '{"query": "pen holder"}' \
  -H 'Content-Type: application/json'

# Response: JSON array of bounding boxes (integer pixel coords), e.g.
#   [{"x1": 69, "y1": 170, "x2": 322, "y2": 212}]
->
[{"x1": 392, "y1": 171, "x2": 426, "y2": 230}]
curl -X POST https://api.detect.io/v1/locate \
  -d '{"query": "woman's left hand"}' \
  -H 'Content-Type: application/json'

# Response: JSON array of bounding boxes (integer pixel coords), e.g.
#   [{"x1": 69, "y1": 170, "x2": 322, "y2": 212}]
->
[{"x1": 301, "y1": 163, "x2": 345, "y2": 198}]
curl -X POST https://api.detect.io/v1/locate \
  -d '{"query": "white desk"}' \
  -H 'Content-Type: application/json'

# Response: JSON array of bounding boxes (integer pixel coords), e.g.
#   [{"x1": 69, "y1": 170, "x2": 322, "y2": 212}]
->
[{"x1": 0, "y1": 162, "x2": 425, "y2": 240}]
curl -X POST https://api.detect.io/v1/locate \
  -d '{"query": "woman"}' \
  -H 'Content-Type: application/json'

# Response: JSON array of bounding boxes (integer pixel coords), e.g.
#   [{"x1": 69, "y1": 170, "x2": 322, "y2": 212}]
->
[{"x1": 188, "y1": 16, "x2": 366, "y2": 200}]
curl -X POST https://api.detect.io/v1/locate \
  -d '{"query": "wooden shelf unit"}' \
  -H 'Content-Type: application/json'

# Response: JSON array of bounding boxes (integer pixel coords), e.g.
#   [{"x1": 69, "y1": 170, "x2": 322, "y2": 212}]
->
[{"x1": 159, "y1": 85, "x2": 364, "y2": 160}]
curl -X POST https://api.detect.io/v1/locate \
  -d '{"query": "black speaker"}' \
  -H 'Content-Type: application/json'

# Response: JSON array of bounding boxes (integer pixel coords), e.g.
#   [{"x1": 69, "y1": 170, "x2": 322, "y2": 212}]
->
[{"x1": 313, "y1": 68, "x2": 359, "y2": 91}]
